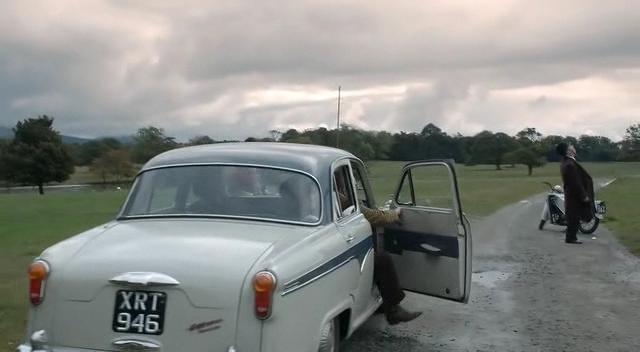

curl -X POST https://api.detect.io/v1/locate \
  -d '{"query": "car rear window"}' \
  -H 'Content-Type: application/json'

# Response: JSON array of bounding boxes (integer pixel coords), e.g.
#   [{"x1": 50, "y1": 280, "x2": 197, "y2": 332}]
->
[{"x1": 121, "y1": 165, "x2": 322, "y2": 224}]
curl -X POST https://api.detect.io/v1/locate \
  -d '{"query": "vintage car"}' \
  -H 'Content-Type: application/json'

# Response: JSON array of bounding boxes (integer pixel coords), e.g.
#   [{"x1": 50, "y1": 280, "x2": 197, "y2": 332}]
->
[{"x1": 18, "y1": 143, "x2": 472, "y2": 352}]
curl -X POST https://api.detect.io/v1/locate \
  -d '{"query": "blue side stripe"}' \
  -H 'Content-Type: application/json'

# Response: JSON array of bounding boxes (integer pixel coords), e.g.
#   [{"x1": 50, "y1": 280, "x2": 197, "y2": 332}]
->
[{"x1": 282, "y1": 236, "x2": 373, "y2": 295}]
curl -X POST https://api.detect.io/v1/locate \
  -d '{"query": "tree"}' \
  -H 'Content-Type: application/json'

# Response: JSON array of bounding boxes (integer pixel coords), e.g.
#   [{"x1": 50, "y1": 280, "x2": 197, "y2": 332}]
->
[
  {"x1": 245, "y1": 136, "x2": 275, "y2": 142},
  {"x1": 131, "y1": 126, "x2": 178, "y2": 164},
  {"x1": 505, "y1": 147, "x2": 546, "y2": 175},
  {"x1": 280, "y1": 129, "x2": 301, "y2": 142},
  {"x1": 516, "y1": 127, "x2": 542, "y2": 145},
  {"x1": 188, "y1": 135, "x2": 216, "y2": 145},
  {"x1": 0, "y1": 116, "x2": 74, "y2": 194},
  {"x1": 74, "y1": 138, "x2": 124, "y2": 166},
  {"x1": 0, "y1": 139, "x2": 8, "y2": 185},
  {"x1": 418, "y1": 123, "x2": 456, "y2": 159},
  {"x1": 286, "y1": 135, "x2": 313, "y2": 144},
  {"x1": 540, "y1": 135, "x2": 566, "y2": 161},
  {"x1": 390, "y1": 132, "x2": 421, "y2": 160},
  {"x1": 90, "y1": 149, "x2": 135, "y2": 184},
  {"x1": 576, "y1": 135, "x2": 618, "y2": 161},
  {"x1": 420, "y1": 123, "x2": 444, "y2": 137},
  {"x1": 452, "y1": 134, "x2": 474, "y2": 164},
  {"x1": 335, "y1": 126, "x2": 375, "y2": 161},
  {"x1": 620, "y1": 123, "x2": 640, "y2": 161},
  {"x1": 468, "y1": 131, "x2": 517, "y2": 169},
  {"x1": 368, "y1": 131, "x2": 394, "y2": 160},
  {"x1": 269, "y1": 129, "x2": 283, "y2": 142}
]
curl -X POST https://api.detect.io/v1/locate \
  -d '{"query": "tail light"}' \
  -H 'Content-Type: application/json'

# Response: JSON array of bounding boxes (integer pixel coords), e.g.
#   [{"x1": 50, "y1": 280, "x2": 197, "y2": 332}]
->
[
  {"x1": 254, "y1": 271, "x2": 276, "y2": 320},
  {"x1": 28, "y1": 260, "x2": 50, "y2": 305}
]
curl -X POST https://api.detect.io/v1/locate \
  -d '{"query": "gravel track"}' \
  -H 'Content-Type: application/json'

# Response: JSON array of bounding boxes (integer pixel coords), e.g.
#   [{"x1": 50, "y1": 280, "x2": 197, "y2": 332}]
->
[{"x1": 343, "y1": 192, "x2": 640, "y2": 352}]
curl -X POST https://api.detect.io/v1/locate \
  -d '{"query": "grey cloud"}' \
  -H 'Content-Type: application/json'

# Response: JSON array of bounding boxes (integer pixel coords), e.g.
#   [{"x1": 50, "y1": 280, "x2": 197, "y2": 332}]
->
[{"x1": 0, "y1": 0, "x2": 639, "y2": 140}]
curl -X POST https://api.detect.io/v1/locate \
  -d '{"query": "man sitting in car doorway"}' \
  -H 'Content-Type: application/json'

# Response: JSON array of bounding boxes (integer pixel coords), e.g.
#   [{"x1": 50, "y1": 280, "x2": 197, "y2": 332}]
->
[{"x1": 334, "y1": 169, "x2": 422, "y2": 325}]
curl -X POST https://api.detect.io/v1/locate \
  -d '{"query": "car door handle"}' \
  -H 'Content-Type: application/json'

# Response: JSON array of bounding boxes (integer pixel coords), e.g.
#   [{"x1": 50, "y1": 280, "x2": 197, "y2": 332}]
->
[
  {"x1": 420, "y1": 243, "x2": 442, "y2": 256},
  {"x1": 346, "y1": 234, "x2": 355, "y2": 243},
  {"x1": 109, "y1": 272, "x2": 180, "y2": 287}
]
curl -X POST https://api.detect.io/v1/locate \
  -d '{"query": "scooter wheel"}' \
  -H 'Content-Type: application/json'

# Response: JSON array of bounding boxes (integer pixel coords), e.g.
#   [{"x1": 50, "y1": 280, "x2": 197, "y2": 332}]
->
[{"x1": 579, "y1": 217, "x2": 600, "y2": 234}]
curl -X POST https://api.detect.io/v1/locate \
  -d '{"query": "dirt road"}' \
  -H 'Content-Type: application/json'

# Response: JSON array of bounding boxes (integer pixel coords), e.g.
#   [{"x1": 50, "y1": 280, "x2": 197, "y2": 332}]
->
[{"x1": 343, "y1": 193, "x2": 640, "y2": 351}]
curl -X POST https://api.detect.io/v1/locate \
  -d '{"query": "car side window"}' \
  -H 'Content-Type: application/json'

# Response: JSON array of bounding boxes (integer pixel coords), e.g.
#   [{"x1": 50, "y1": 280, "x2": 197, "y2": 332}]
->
[
  {"x1": 333, "y1": 165, "x2": 356, "y2": 219},
  {"x1": 396, "y1": 171, "x2": 414, "y2": 205},
  {"x1": 396, "y1": 165, "x2": 455, "y2": 210}
]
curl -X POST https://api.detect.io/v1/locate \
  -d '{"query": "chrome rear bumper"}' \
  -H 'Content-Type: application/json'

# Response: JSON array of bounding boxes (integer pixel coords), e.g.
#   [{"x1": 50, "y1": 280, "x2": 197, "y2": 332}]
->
[{"x1": 16, "y1": 343, "x2": 239, "y2": 352}]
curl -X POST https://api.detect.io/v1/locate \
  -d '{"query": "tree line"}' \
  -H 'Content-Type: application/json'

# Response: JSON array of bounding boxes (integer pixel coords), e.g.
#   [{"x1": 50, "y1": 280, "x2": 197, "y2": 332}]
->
[
  {"x1": 269, "y1": 123, "x2": 639, "y2": 175},
  {"x1": 0, "y1": 116, "x2": 638, "y2": 193}
]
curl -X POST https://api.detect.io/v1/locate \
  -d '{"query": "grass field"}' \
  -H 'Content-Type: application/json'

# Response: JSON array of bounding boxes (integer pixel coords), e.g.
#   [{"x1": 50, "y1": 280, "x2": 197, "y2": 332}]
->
[
  {"x1": 599, "y1": 176, "x2": 640, "y2": 256},
  {"x1": 62, "y1": 166, "x2": 136, "y2": 185},
  {"x1": 1, "y1": 161, "x2": 638, "y2": 349},
  {"x1": 0, "y1": 191, "x2": 128, "y2": 350}
]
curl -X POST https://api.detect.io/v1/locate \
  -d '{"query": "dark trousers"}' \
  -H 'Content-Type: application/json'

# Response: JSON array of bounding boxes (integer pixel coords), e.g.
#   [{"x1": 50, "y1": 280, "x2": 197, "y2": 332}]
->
[
  {"x1": 566, "y1": 210, "x2": 579, "y2": 242},
  {"x1": 374, "y1": 252, "x2": 405, "y2": 308}
]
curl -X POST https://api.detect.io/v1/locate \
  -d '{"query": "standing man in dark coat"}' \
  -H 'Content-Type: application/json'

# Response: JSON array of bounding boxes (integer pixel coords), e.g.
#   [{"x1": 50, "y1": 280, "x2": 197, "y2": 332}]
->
[{"x1": 556, "y1": 143, "x2": 595, "y2": 244}]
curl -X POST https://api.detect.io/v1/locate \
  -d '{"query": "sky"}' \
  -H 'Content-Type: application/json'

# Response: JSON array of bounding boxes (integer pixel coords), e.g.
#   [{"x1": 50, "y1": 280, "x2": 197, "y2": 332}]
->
[{"x1": 0, "y1": 0, "x2": 639, "y2": 141}]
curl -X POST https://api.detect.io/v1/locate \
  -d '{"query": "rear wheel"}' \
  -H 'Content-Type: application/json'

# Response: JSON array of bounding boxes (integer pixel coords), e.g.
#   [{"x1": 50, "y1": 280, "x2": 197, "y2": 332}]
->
[
  {"x1": 318, "y1": 317, "x2": 340, "y2": 352},
  {"x1": 579, "y1": 217, "x2": 600, "y2": 234}
]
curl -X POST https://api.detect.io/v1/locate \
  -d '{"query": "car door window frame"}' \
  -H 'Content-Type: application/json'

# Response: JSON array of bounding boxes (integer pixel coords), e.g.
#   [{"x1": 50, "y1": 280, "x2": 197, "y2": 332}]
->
[
  {"x1": 331, "y1": 159, "x2": 359, "y2": 223},
  {"x1": 349, "y1": 159, "x2": 375, "y2": 209},
  {"x1": 396, "y1": 169, "x2": 416, "y2": 206}
]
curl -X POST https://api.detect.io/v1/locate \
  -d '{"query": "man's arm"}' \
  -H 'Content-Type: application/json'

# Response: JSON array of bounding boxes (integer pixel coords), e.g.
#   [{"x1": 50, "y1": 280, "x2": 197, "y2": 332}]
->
[{"x1": 361, "y1": 206, "x2": 401, "y2": 227}]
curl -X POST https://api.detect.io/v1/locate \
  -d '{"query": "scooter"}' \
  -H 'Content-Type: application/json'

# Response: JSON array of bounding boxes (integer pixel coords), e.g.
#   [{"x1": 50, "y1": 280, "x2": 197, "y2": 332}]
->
[{"x1": 539, "y1": 182, "x2": 606, "y2": 234}]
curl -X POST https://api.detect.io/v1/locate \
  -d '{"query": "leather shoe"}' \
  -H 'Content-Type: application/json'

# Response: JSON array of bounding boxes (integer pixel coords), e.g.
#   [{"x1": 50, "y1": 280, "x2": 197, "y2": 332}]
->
[
  {"x1": 565, "y1": 239, "x2": 582, "y2": 244},
  {"x1": 386, "y1": 304, "x2": 422, "y2": 325},
  {"x1": 538, "y1": 220, "x2": 545, "y2": 230}
]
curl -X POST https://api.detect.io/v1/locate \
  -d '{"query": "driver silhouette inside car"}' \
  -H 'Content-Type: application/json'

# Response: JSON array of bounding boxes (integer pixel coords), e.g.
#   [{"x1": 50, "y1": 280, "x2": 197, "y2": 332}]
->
[{"x1": 188, "y1": 168, "x2": 225, "y2": 214}]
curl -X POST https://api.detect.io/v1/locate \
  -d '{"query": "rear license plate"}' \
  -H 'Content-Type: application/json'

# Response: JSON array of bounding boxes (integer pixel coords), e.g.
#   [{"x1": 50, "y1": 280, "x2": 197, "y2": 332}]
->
[{"x1": 112, "y1": 290, "x2": 167, "y2": 335}]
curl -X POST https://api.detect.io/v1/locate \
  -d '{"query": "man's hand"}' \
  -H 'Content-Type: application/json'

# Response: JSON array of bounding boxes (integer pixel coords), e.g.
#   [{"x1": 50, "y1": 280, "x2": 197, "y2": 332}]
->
[{"x1": 393, "y1": 207, "x2": 403, "y2": 223}]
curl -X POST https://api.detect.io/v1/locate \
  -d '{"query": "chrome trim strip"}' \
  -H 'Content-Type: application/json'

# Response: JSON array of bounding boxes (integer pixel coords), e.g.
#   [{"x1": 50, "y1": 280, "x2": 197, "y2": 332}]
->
[
  {"x1": 118, "y1": 213, "x2": 320, "y2": 227},
  {"x1": 119, "y1": 162, "x2": 324, "y2": 226},
  {"x1": 109, "y1": 272, "x2": 180, "y2": 287},
  {"x1": 281, "y1": 257, "x2": 353, "y2": 296},
  {"x1": 112, "y1": 339, "x2": 160, "y2": 351},
  {"x1": 360, "y1": 247, "x2": 374, "y2": 273},
  {"x1": 396, "y1": 205, "x2": 453, "y2": 214}
]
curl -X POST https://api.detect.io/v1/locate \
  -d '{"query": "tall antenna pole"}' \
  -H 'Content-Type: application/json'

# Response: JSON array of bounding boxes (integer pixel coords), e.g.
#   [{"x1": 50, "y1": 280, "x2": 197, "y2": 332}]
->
[{"x1": 336, "y1": 85, "x2": 341, "y2": 148}]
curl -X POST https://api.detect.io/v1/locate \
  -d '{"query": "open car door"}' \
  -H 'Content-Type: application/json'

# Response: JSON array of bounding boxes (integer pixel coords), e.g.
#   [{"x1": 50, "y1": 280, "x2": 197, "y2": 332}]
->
[{"x1": 383, "y1": 160, "x2": 472, "y2": 303}]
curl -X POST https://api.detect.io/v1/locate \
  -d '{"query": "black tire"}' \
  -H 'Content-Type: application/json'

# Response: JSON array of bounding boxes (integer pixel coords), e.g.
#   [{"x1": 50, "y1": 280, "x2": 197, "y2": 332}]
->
[
  {"x1": 579, "y1": 217, "x2": 600, "y2": 234},
  {"x1": 318, "y1": 317, "x2": 340, "y2": 352}
]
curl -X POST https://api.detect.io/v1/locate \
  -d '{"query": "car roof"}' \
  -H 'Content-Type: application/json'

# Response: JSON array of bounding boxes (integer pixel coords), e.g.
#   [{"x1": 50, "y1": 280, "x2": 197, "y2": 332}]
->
[{"x1": 141, "y1": 142, "x2": 356, "y2": 177}]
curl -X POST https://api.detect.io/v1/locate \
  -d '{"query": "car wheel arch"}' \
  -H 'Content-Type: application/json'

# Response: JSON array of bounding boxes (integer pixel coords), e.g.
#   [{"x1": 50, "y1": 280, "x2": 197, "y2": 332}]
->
[
  {"x1": 317, "y1": 297, "x2": 353, "y2": 346},
  {"x1": 337, "y1": 309, "x2": 350, "y2": 341}
]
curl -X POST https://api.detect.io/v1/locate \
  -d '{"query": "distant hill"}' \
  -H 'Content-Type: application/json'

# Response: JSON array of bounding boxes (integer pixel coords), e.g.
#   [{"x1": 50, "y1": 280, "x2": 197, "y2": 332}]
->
[
  {"x1": 108, "y1": 135, "x2": 135, "y2": 145},
  {"x1": 61, "y1": 135, "x2": 92, "y2": 144},
  {"x1": 0, "y1": 126, "x2": 92, "y2": 144}
]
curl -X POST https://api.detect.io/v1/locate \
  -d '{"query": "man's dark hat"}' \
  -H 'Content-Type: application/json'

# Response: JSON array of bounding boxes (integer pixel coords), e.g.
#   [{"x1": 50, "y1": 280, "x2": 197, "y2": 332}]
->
[{"x1": 556, "y1": 142, "x2": 568, "y2": 156}]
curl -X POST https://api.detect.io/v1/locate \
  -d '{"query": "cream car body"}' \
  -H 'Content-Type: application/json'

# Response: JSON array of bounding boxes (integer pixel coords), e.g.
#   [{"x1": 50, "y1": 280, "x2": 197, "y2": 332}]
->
[{"x1": 18, "y1": 143, "x2": 472, "y2": 352}]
